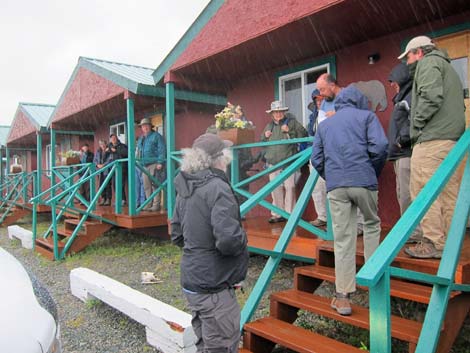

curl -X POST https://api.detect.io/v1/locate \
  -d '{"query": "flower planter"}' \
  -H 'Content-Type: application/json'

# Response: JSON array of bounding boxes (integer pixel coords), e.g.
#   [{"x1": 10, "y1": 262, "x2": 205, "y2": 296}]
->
[
  {"x1": 65, "y1": 157, "x2": 80, "y2": 165},
  {"x1": 10, "y1": 165, "x2": 22, "y2": 174},
  {"x1": 217, "y1": 128, "x2": 255, "y2": 145}
]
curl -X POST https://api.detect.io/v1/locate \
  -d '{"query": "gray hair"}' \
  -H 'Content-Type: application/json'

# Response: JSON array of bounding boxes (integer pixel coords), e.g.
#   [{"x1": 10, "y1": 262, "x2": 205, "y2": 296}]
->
[
  {"x1": 98, "y1": 139, "x2": 107, "y2": 146},
  {"x1": 180, "y1": 147, "x2": 232, "y2": 173}
]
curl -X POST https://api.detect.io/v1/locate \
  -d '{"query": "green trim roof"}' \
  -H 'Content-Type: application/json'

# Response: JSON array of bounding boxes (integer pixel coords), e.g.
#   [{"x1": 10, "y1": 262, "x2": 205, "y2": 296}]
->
[
  {"x1": 0, "y1": 125, "x2": 11, "y2": 146},
  {"x1": 80, "y1": 57, "x2": 165, "y2": 96},
  {"x1": 20, "y1": 102, "x2": 55, "y2": 129}
]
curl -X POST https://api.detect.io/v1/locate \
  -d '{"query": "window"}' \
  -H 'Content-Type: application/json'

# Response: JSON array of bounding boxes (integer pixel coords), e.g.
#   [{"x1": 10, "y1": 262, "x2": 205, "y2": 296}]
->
[
  {"x1": 110, "y1": 122, "x2": 127, "y2": 144},
  {"x1": 278, "y1": 64, "x2": 330, "y2": 126},
  {"x1": 46, "y1": 145, "x2": 52, "y2": 176}
]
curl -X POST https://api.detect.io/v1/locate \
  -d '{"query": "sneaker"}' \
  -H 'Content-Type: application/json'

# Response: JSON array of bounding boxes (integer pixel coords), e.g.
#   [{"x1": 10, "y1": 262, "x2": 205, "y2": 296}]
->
[
  {"x1": 150, "y1": 205, "x2": 161, "y2": 212},
  {"x1": 122, "y1": 200, "x2": 127, "y2": 206},
  {"x1": 331, "y1": 292, "x2": 352, "y2": 316},
  {"x1": 310, "y1": 218, "x2": 327, "y2": 227},
  {"x1": 357, "y1": 227, "x2": 363, "y2": 236},
  {"x1": 103, "y1": 199, "x2": 111, "y2": 206},
  {"x1": 404, "y1": 238, "x2": 442, "y2": 259},
  {"x1": 143, "y1": 204, "x2": 153, "y2": 211}
]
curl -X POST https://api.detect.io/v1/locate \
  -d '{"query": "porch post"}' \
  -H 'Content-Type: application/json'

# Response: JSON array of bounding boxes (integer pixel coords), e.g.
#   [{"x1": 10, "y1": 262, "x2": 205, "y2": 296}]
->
[
  {"x1": 5, "y1": 147, "x2": 10, "y2": 196},
  {"x1": 36, "y1": 132, "x2": 43, "y2": 195},
  {"x1": 126, "y1": 93, "x2": 136, "y2": 216},
  {"x1": 50, "y1": 129, "x2": 56, "y2": 188},
  {"x1": 0, "y1": 147, "x2": 4, "y2": 186},
  {"x1": 165, "y1": 82, "x2": 175, "y2": 219}
]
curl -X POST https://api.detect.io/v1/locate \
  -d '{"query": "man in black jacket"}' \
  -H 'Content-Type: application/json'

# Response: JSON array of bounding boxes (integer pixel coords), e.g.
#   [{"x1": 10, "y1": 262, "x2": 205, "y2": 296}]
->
[
  {"x1": 171, "y1": 133, "x2": 248, "y2": 353},
  {"x1": 387, "y1": 63, "x2": 422, "y2": 243},
  {"x1": 108, "y1": 134, "x2": 128, "y2": 205}
]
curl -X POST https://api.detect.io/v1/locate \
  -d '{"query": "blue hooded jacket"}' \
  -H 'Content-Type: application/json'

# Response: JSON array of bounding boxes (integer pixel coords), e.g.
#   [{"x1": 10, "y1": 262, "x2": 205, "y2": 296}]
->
[{"x1": 311, "y1": 85, "x2": 389, "y2": 192}]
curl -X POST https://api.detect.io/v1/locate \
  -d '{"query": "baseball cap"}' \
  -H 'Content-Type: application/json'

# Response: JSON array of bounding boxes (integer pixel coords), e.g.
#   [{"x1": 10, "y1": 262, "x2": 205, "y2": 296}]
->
[
  {"x1": 192, "y1": 133, "x2": 233, "y2": 157},
  {"x1": 398, "y1": 36, "x2": 435, "y2": 60}
]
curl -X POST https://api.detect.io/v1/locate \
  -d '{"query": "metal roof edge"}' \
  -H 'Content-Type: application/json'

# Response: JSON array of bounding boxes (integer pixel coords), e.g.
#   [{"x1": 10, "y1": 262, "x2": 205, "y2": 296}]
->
[{"x1": 151, "y1": 0, "x2": 225, "y2": 84}]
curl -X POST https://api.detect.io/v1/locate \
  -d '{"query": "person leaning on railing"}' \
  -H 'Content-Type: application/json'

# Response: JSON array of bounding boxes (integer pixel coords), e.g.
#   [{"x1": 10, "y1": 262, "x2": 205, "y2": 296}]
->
[
  {"x1": 261, "y1": 100, "x2": 308, "y2": 224},
  {"x1": 79, "y1": 143, "x2": 94, "y2": 203}
]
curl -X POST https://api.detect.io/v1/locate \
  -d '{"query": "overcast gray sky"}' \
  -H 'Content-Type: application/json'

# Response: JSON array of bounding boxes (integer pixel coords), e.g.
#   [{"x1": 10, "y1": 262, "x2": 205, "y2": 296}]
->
[{"x1": 0, "y1": 0, "x2": 211, "y2": 125}]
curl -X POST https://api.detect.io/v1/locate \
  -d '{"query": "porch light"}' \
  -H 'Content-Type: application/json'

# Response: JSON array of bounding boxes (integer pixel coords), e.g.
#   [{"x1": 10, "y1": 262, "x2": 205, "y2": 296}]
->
[{"x1": 368, "y1": 53, "x2": 380, "y2": 65}]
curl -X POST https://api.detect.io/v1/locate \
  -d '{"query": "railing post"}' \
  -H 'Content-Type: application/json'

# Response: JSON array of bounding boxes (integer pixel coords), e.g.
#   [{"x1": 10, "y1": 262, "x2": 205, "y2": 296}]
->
[
  {"x1": 50, "y1": 129, "x2": 56, "y2": 195},
  {"x1": 21, "y1": 172, "x2": 27, "y2": 204},
  {"x1": 115, "y1": 162, "x2": 123, "y2": 214},
  {"x1": 5, "y1": 147, "x2": 10, "y2": 197},
  {"x1": 0, "y1": 147, "x2": 4, "y2": 188},
  {"x1": 32, "y1": 172, "x2": 37, "y2": 250},
  {"x1": 126, "y1": 93, "x2": 136, "y2": 216},
  {"x1": 89, "y1": 163, "x2": 96, "y2": 211},
  {"x1": 369, "y1": 270, "x2": 391, "y2": 353},
  {"x1": 231, "y1": 148, "x2": 239, "y2": 187},
  {"x1": 36, "y1": 132, "x2": 42, "y2": 195},
  {"x1": 166, "y1": 81, "x2": 176, "y2": 218}
]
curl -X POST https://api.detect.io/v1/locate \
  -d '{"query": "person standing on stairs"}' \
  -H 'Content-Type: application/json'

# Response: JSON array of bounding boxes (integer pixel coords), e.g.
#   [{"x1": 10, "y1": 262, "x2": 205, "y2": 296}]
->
[
  {"x1": 311, "y1": 85, "x2": 389, "y2": 316},
  {"x1": 316, "y1": 73, "x2": 366, "y2": 235},
  {"x1": 398, "y1": 36, "x2": 466, "y2": 259},
  {"x1": 171, "y1": 133, "x2": 249, "y2": 353},
  {"x1": 386, "y1": 63, "x2": 423, "y2": 243}
]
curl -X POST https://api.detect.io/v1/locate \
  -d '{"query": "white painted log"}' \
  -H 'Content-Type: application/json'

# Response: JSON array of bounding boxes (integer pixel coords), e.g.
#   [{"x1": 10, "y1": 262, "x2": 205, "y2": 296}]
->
[
  {"x1": 7, "y1": 225, "x2": 33, "y2": 249},
  {"x1": 70, "y1": 267, "x2": 196, "y2": 353}
]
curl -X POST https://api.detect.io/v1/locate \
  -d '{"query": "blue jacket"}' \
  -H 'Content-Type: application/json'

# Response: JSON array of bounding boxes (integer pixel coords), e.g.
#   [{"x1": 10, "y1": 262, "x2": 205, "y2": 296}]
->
[
  {"x1": 311, "y1": 85, "x2": 389, "y2": 192},
  {"x1": 137, "y1": 131, "x2": 166, "y2": 166}
]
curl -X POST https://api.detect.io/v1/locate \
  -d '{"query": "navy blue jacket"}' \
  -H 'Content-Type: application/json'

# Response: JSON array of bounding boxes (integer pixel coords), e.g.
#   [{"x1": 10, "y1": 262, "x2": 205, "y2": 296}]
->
[{"x1": 311, "y1": 85, "x2": 389, "y2": 192}]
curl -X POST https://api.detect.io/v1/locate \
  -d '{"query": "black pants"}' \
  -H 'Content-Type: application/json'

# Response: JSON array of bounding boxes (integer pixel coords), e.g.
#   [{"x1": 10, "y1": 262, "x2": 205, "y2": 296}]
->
[{"x1": 99, "y1": 173, "x2": 112, "y2": 201}]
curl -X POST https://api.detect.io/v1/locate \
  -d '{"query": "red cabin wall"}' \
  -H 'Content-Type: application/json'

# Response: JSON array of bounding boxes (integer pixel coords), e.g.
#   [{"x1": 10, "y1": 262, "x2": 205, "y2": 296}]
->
[
  {"x1": 53, "y1": 67, "x2": 125, "y2": 124},
  {"x1": 7, "y1": 110, "x2": 37, "y2": 144}
]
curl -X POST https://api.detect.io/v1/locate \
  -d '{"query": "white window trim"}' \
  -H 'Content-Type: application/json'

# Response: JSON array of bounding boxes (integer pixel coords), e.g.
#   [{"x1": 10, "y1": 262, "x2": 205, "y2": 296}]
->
[
  {"x1": 110, "y1": 122, "x2": 127, "y2": 144},
  {"x1": 278, "y1": 63, "x2": 330, "y2": 126}
]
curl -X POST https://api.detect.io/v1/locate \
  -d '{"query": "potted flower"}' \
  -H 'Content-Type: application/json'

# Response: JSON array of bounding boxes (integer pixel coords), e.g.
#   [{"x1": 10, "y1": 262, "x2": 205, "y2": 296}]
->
[
  {"x1": 62, "y1": 150, "x2": 81, "y2": 165},
  {"x1": 214, "y1": 103, "x2": 255, "y2": 144}
]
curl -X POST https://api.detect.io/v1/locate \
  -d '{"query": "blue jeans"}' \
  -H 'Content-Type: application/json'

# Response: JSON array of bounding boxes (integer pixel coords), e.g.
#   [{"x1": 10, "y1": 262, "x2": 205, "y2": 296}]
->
[{"x1": 135, "y1": 169, "x2": 146, "y2": 207}]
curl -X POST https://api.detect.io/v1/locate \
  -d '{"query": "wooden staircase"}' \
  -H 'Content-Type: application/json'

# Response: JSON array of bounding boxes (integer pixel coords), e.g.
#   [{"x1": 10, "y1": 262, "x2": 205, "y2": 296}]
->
[
  {"x1": 242, "y1": 238, "x2": 470, "y2": 353},
  {"x1": 0, "y1": 206, "x2": 31, "y2": 226},
  {"x1": 35, "y1": 215, "x2": 113, "y2": 260}
]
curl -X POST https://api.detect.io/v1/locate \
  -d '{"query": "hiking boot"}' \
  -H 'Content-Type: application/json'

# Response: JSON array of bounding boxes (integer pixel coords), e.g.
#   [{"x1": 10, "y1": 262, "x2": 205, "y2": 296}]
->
[
  {"x1": 143, "y1": 203, "x2": 153, "y2": 211},
  {"x1": 150, "y1": 205, "x2": 161, "y2": 212},
  {"x1": 268, "y1": 217, "x2": 286, "y2": 224},
  {"x1": 404, "y1": 238, "x2": 442, "y2": 259},
  {"x1": 98, "y1": 199, "x2": 106, "y2": 206},
  {"x1": 310, "y1": 218, "x2": 327, "y2": 227},
  {"x1": 331, "y1": 292, "x2": 352, "y2": 316},
  {"x1": 103, "y1": 200, "x2": 111, "y2": 206},
  {"x1": 406, "y1": 233, "x2": 423, "y2": 244}
]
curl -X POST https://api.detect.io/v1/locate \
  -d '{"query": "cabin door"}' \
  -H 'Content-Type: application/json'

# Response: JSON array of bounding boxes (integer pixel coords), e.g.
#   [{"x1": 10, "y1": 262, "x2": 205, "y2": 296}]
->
[{"x1": 434, "y1": 30, "x2": 470, "y2": 127}]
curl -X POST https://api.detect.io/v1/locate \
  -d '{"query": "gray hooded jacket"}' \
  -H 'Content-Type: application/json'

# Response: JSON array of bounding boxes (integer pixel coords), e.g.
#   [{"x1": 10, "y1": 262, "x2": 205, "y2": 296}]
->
[{"x1": 171, "y1": 168, "x2": 249, "y2": 294}]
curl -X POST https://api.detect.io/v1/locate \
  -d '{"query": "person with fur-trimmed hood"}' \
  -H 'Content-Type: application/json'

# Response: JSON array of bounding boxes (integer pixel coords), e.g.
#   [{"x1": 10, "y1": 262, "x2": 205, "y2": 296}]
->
[{"x1": 171, "y1": 133, "x2": 248, "y2": 353}]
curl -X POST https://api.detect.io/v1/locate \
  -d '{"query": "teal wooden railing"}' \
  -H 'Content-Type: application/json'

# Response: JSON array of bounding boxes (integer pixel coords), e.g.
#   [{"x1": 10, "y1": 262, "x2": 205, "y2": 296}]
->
[
  {"x1": 357, "y1": 129, "x2": 470, "y2": 353},
  {"x1": 0, "y1": 171, "x2": 37, "y2": 223},
  {"x1": 30, "y1": 159, "x2": 167, "y2": 260}
]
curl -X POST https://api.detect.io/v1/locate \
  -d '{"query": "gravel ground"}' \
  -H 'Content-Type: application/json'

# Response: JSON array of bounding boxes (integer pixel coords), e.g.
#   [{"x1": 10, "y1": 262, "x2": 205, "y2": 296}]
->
[{"x1": 3, "y1": 218, "x2": 470, "y2": 353}]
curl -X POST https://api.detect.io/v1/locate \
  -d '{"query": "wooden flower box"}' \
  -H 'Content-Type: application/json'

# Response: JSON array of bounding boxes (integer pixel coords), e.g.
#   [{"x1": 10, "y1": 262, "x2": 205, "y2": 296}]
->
[
  {"x1": 217, "y1": 128, "x2": 255, "y2": 145},
  {"x1": 10, "y1": 165, "x2": 23, "y2": 174},
  {"x1": 65, "y1": 157, "x2": 80, "y2": 165}
]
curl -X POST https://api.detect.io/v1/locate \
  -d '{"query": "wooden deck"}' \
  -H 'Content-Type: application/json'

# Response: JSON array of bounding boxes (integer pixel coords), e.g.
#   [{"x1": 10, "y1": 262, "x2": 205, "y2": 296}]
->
[
  {"x1": 244, "y1": 217, "x2": 470, "y2": 284},
  {"x1": 69, "y1": 205, "x2": 169, "y2": 229}
]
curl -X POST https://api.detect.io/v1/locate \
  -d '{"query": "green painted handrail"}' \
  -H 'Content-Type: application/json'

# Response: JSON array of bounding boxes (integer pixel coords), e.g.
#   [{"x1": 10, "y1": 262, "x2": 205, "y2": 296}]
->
[{"x1": 356, "y1": 129, "x2": 470, "y2": 353}]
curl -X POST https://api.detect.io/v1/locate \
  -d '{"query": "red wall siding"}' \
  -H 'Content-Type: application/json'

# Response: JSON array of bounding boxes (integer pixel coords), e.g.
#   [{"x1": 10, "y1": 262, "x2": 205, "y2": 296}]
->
[
  {"x1": 172, "y1": 0, "x2": 339, "y2": 70},
  {"x1": 53, "y1": 67, "x2": 125, "y2": 124},
  {"x1": 7, "y1": 110, "x2": 37, "y2": 144}
]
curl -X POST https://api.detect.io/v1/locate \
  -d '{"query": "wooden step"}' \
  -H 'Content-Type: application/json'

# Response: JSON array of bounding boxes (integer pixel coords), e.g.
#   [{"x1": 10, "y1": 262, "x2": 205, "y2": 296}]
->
[
  {"x1": 1, "y1": 208, "x2": 31, "y2": 226},
  {"x1": 271, "y1": 289, "x2": 421, "y2": 343},
  {"x1": 244, "y1": 317, "x2": 363, "y2": 353},
  {"x1": 295, "y1": 265, "x2": 456, "y2": 304},
  {"x1": 35, "y1": 237, "x2": 65, "y2": 260}
]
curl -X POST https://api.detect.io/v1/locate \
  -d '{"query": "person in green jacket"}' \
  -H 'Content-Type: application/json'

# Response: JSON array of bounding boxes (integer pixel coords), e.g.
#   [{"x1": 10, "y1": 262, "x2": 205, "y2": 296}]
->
[
  {"x1": 262, "y1": 100, "x2": 308, "y2": 223},
  {"x1": 397, "y1": 36, "x2": 466, "y2": 259}
]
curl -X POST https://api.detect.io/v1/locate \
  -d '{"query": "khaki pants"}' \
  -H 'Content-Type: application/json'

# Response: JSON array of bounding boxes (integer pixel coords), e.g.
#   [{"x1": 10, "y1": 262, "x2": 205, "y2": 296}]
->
[
  {"x1": 268, "y1": 168, "x2": 296, "y2": 218},
  {"x1": 143, "y1": 163, "x2": 162, "y2": 209},
  {"x1": 309, "y1": 163, "x2": 327, "y2": 221},
  {"x1": 328, "y1": 187, "x2": 380, "y2": 294},
  {"x1": 184, "y1": 288, "x2": 240, "y2": 353},
  {"x1": 394, "y1": 157, "x2": 422, "y2": 237},
  {"x1": 410, "y1": 140, "x2": 460, "y2": 250}
]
